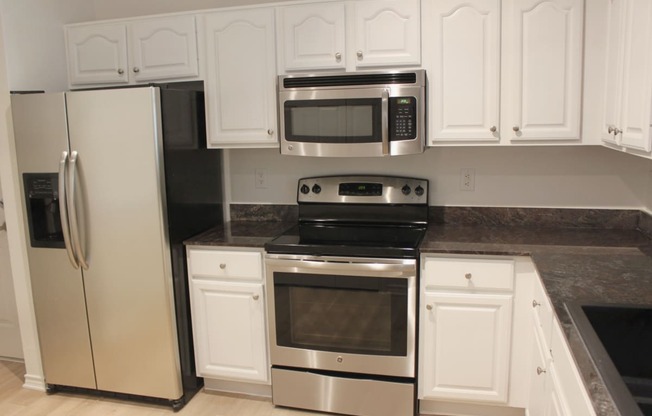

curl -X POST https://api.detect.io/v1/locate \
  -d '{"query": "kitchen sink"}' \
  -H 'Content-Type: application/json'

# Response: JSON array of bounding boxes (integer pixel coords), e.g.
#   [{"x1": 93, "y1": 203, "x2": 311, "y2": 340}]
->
[{"x1": 566, "y1": 303, "x2": 652, "y2": 416}]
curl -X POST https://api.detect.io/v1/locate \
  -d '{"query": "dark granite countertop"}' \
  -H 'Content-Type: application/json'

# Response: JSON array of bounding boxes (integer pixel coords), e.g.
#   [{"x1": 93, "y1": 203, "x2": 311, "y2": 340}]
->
[{"x1": 185, "y1": 218, "x2": 652, "y2": 415}]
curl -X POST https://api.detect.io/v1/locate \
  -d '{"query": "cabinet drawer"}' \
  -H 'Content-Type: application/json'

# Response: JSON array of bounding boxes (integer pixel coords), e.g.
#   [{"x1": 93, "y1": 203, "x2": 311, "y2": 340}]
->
[
  {"x1": 423, "y1": 257, "x2": 514, "y2": 291},
  {"x1": 532, "y1": 276, "x2": 554, "y2": 349},
  {"x1": 188, "y1": 249, "x2": 262, "y2": 281}
]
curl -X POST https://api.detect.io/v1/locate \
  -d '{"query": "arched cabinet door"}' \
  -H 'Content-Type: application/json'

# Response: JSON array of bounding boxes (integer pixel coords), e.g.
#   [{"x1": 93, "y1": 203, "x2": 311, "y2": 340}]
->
[{"x1": 66, "y1": 23, "x2": 129, "y2": 86}]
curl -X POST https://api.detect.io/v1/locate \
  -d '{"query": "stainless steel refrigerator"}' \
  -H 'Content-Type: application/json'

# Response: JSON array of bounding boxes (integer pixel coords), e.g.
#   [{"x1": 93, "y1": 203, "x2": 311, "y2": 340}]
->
[{"x1": 11, "y1": 83, "x2": 222, "y2": 409}]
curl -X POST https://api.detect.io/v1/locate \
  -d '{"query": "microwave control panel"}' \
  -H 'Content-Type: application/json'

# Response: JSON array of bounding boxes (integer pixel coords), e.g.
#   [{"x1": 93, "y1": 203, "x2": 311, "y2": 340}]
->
[{"x1": 389, "y1": 97, "x2": 417, "y2": 141}]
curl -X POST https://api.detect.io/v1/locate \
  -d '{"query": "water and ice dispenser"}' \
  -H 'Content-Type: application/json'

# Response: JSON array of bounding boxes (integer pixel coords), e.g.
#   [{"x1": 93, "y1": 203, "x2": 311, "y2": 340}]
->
[{"x1": 23, "y1": 173, "x2": 64, "y2": 248}]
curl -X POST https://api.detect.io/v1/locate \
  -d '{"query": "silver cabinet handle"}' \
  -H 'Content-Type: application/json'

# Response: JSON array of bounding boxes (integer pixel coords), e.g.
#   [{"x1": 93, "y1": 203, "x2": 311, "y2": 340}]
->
[
  {"x1": 465, "y1": 273, "x2": 472, "y2": 280},
  {"x1": 58, "y1": 151, "x2": 79, "y2": 269},
  {"x1": 357, "y1": 50, "x2": 363, "y2": 59},
  {"x1": 267, "y1": 129, "x2": 274, "y2": 136},
  {"x1": 513, "y1": 126, "x2": 520, "y2": 132},
  {"x1": 133, "y1": 67, "x2": 140, "y2": 73},
  {"x1": 426, "y1": 304, "x2": 432, "y2": 310},
  {"x1": 537, "y1": 366, "x2": 546, "y2": 375},
  {"x1": 532, "y1": 300, "x2": 540, "y2": 308},
  {"x1": 335, "y1": 52, "x2": 342, "y2": 61},
  {"x1": 490, "y1": 126, "x2": 497, "y2": 132},
  {"x1": 219, "y1": 263, "x2": 226, "y2": 269},
  {"x1": 253, "y1": 294, "x2": 260, "y2": 300},
  {"x1": 381, "y1": 89, "x2": 390, "y2": 156},
  {"x1": 117, "y1": 68, "x2": 124, "y2": 75},
  {"x1": 67, "y1": 151, "x2": 88, "y2": 270},
  {"x1": 0, "y1": 199, "x2": 5, "y2": 232}
]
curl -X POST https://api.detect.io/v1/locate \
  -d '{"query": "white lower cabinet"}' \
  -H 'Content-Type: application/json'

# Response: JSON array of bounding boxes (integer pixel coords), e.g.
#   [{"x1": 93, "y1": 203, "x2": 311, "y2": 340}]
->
[
  {"x1": 187, "y1": 247, "x2": 269, "y2": 384},
  {"x1": 419, "y1": 256, "x2": 515, "y2": 404}
]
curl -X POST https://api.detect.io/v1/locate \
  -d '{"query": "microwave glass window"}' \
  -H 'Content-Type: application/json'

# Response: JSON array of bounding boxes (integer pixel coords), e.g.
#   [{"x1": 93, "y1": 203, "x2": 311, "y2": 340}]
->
[{"x1": 284, "y1": 99, "x2": 381, "y2": 143}]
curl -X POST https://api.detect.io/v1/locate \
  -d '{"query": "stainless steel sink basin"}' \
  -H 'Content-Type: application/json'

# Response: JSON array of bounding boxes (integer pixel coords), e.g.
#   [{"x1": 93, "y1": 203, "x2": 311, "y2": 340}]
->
[{"x1": 566, "y1": 303, "x2": 652, "y2": 416}]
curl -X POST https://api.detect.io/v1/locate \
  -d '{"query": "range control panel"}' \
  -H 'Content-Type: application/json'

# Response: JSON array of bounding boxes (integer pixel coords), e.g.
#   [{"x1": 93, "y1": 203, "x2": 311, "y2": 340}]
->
[{"x1": 297, "y1": 175, "x2": 428, "y2": 204}]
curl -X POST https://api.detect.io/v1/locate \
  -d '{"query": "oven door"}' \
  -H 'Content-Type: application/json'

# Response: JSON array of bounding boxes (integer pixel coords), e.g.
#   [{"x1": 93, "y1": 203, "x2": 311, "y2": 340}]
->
[{"x1": 265, "y1": 254, "x2": 416, "y2": 378}]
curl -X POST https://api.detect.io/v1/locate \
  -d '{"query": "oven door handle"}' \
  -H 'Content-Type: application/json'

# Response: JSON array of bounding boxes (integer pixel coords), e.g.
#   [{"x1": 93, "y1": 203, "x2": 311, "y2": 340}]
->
[{"x1": 265, "y1": 256, "x2": 416, "y2": 279}]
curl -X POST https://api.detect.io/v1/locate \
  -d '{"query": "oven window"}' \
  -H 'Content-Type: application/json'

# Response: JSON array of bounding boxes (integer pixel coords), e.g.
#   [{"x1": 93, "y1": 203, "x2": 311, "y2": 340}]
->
[
  {"x1": 284, "y1": 99, "x2": 381, "y2": 144},
  {"x1": 273, "y1": 272, "x2": 407, "y2": 356}
]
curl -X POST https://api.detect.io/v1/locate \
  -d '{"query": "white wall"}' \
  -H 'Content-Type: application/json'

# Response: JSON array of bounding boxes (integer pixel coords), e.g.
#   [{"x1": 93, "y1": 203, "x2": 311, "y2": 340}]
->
[
  {"x1": 0, "y1": 0, "x2": 95, "y2": 92},
  {"x1": 229, "y1": 146, "x2": 652, "y2": 210},
  {"x1": 91, "y1": 0, "x2": 278, "y2": 20}
]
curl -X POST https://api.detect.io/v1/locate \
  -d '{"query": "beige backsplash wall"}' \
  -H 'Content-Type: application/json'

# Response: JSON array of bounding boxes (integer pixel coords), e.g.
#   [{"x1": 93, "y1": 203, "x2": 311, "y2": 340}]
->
[{"x1": 228, "y1": 146, "x2": 652, "y2": 210}]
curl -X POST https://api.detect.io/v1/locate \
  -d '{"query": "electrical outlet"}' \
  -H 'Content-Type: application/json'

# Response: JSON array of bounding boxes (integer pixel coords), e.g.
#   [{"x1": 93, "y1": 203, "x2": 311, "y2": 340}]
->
[
  {"x1": 255, "y1": 169, "x2": 268, "y2": 189},
  {"x1": 460, "y1": 168, "x2": 475, "y2": 191}
]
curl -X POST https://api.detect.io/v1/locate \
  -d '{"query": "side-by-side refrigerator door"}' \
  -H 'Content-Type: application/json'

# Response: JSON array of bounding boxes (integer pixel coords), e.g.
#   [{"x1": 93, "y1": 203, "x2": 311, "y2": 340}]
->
[
  {"x1": 10, "y1": 93, "x2": 96, "y2": 389},
  {"x1": 65, "y1": 87, "x2": 183, "y2": 400}
]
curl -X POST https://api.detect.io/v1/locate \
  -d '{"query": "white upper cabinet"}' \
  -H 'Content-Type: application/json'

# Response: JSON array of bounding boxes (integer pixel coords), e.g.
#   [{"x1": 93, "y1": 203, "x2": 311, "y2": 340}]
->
[
  {"x1": 277, "y1": 3, "x2": 347, "y2": 71},
  {"x1": 424, "y1": 0, "x2": 501, "y2": 142},
  {"x1": 602, "y1": 0, "x2": 652, "y2": 154},
  {"x1": 504, "y1": 0, "x2": 584, "y2": 141},
  {"x1": 351, "y1": 0, "x2": 421, "y2": 68},
  {"x1": 66, "y1": 15, "x2": 199, "y2": 87},
  {"x1": 127, "y1": 16, "x2": 199, "y2": 82},
  {"x1": 66, "y1": 23, "x2": 129, "y2": 86},
  {"x1": 202, "y1": 8, "x2": 278, "y2": 148},
  {"x1": 277, "y1": 0, "x2": 421, "y2": 73},
  {"x1": 423, "y1": 0, "x2": 583, "y2": 144}
]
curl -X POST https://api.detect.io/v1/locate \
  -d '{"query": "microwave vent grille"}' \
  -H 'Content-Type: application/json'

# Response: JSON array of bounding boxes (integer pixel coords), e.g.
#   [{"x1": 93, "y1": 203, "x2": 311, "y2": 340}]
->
[{"x1": 283, "y1": 72, "x2": 418, "y2": 88}]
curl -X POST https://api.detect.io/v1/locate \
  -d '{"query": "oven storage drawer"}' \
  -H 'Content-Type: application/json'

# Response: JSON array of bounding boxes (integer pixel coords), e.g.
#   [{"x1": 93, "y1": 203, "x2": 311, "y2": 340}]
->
[
  {"x1": 272, "y1": 368, "x2": 415, "y2": 416},
  {"x1": 423, "y1": 256, "x2": 515, "y2": 291},
  {"x1": 188, "y1": 248, "x2": 262, "y2": 281}
]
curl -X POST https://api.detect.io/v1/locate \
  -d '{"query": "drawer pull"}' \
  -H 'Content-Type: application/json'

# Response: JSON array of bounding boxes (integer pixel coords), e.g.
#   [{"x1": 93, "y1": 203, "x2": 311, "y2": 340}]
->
[
  {"x1": 464, "y1": 273, "x2": 472, "y2": 280},
  {"x1": 537, "y1": 366, "x2": 546, "y2": 375},
  {"x1": 219, "y1": 263, "x2": 226, "y2": 270},
  {"x1": 252, "y1": 294, "x2": 259, "y2": 301},
  {"x1": 532, "y1": 300, "x2": 540, "y2": 308},
  {"x1": 426, "y1": 304, "x2": 433, "y2": 311}
]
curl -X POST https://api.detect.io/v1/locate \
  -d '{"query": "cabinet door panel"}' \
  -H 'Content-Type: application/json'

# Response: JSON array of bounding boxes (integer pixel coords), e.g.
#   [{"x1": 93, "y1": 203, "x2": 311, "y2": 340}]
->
[
  {"x1": 602, "y1": 0, "x2": 626, "y2": 145},
  {"x1": 204, "y1": 9, "x2": 277, "y2": 147},
  {"x1": 619, "y1": 0, "x2": 652, "y2": 152},
  {"x1": 426, "y1": 0, "x2": 500, "y2": 142},
  {"x1": 353, "y1": 0, "x2": 421, "y2": 68},
  {"x1": 507, "y1": 0, "x2": 583, "y2": 140},
  {"x1": 66, "y1": 24, "x2": 129, "y2": 85},
  {"x1": 128, "y1": 16, "x2": 199, "y2": 82},
  {"x1": 190, "y1": 280, "x2": 268, "y2": 383},
  {"x1": 278, "y1": 3, "x2": 346, "y2": 71},
  {"x1": 420, "y1": 291, "x2": 513, "y2": 403}
]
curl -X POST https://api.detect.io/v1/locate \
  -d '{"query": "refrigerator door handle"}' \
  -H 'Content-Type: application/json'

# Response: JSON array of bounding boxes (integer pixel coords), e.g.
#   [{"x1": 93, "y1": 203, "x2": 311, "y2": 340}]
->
[
  {"x1": 58, "y1": 151, "x2": 79, "y2": 269},
  {"x1": 67, "y1": 151, "x2": 89, "y2": 270}
]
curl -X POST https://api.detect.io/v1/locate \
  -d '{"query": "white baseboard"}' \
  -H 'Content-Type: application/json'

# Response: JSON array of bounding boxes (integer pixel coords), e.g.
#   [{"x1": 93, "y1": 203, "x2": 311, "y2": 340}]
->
[
  {"x1": 203, "y1": 378, "x2": 272, "y2": 398},
  {"x1": 23, "y1": 373, "x2": 46, "y2": 391}
]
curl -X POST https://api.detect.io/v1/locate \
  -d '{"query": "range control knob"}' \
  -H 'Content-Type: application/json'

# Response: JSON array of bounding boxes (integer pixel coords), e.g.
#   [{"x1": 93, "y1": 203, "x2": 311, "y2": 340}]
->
[
  {"x1": 415, "y1": 186, "x2": 425, "y2": 196},
  {"x1": 312, "y1": 184, "x2": 322, "y2": 194},
  {"x1": 300, "y1": 184, "x2": 310, "y2": 194},
  {"x1": 401, "y1": 185, "x2": 411, "y2": 195}
]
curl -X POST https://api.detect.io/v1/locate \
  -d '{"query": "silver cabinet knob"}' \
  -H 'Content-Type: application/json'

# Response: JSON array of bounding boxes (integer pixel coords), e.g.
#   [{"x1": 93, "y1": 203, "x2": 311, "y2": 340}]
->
[
  {"x1": 252, "y1": 294, "x2": 259, "y2": 300},
  {"x1": 490, "y1": 126, "x2": 497, "y2": 132},
  {"x1": 357, "y1": 50, "x2": 363, "y2": 59},
  {"x1": 465, "y1": 273, "x2": 472, "y2": 280},
  {"x1": 608, "y1": 126, "x2": 615, "y2": 134},
  {"x1": 513, "y1": 126, "x2": 520, "y2": 132},
  {"x1": 426, "y1": 304, "x2": 433, "y2": 310},
  {"x1": 613, "y1": 127, "x2": 622, "y2": 135},
  {"x1": 117, "y1": 68, "x2": 124, "y2": 75},
  {"x1": 537, "y1": 366, "x2": 546, "y2": 375},
  {"x1": 267, "y1": 129, "x2": 274, "y2": 135},
  {"x1": 133, "y1": 67, "x2": 140, "y2": 73},
  {"x1": 219, "y1": 263, "x2": 226, "y2": 270},
  {"x1": 532, "y1": 300, "x2": 540, "y2": 308},
  {"x1": 335, "y1": 52, "x2": 342, "y2": 61}
]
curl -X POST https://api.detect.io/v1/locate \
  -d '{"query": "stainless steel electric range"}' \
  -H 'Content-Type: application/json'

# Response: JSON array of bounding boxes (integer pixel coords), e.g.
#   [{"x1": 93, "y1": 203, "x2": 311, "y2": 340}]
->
[{"x1": 264, "y1": 175, "x2": 428, "y2": 416}]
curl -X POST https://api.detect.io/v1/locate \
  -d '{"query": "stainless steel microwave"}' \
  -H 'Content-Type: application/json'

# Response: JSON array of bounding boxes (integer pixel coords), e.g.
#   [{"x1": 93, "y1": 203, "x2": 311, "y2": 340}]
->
[{"x1": 278, "y1": 70, "x2": 426, "y2": 157}]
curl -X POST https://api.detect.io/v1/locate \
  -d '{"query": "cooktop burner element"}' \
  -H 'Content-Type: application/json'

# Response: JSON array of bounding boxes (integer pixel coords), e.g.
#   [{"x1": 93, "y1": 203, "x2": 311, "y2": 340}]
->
[{"x1": 265, "y1": 175, "x2": 429, "y2": 258}]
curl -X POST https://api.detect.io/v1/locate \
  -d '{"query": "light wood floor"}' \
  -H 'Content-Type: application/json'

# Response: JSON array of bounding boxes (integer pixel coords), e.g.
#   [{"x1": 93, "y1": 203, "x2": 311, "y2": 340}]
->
[{"x1": 0, "y1": 360, "x2": 324, "y2": 416}]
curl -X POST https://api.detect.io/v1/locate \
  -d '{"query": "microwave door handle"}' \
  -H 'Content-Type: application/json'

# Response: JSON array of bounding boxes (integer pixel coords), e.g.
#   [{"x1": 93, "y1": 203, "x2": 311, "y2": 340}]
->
[
  {"x1": 58, "y1": 151, "x2": 79, "y2": 269},
  {"x1": 381, "y1": 89, "x2": 390, "y2": 156}
]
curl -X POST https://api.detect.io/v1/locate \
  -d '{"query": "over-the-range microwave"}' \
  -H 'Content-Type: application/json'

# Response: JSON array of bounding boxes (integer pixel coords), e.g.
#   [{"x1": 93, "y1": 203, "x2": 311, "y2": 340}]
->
[{"x1": 278, "y1": 70, "x2": 426, "y2": 157}]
